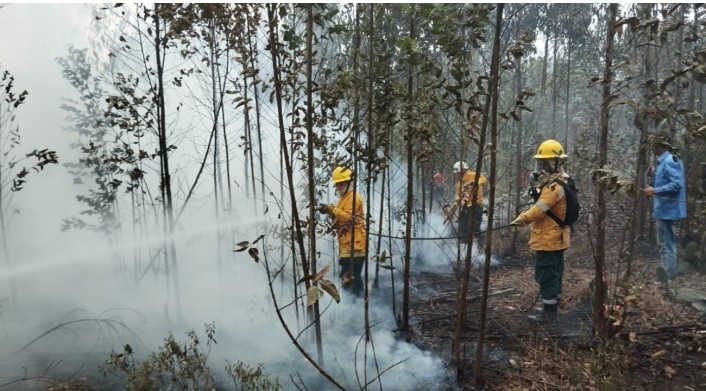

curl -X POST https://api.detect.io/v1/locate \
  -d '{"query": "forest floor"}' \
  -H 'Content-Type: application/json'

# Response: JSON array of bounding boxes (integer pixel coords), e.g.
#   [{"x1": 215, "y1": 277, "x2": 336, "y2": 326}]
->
[{"x1": 408, "y1": 225, "x2": 706, "y2": 391}]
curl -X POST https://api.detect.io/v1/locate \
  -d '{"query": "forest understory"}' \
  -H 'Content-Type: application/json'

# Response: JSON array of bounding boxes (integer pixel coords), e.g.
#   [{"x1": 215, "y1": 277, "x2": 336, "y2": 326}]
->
[
  {"x1": 3, "y1": 214, "x2": 706, "y2": 391},
  {"x1": 406, "y1": 219, "x2": 706, "y2": 390}
]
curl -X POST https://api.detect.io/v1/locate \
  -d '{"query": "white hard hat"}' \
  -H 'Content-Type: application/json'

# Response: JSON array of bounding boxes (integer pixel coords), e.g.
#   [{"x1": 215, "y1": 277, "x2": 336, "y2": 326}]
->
[{"x1": 453, "y1": 161, "x2": 468, "y2": 173}]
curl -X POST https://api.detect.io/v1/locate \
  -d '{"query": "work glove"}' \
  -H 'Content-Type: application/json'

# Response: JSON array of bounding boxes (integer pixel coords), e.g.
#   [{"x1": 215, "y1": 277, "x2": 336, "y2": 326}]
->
[
  {"x1": 510, "y1": 217, "x2": 526, "y2": 226},
  {"x1": 317, "y1": 203, "x2": 330, "y2": 214}
]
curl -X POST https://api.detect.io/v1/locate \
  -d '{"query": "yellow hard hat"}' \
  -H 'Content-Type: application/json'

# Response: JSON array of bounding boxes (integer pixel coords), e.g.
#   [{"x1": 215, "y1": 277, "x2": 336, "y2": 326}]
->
[
  {"x1": 331, "y1": 166, "x2": 353, "y2": 185},
  {"x1": 533, "y1": 139, "x2": 568, "y2": 159}
]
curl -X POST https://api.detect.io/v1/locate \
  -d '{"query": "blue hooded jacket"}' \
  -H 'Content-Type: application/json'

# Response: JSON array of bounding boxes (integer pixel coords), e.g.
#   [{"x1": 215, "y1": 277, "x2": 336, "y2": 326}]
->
[{"x1": 650, "y1": 150, "x2": 687, "y2": 221}]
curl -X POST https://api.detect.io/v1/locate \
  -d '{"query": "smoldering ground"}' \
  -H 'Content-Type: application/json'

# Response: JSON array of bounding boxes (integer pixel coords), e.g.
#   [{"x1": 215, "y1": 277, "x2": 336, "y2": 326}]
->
[{"x1": 0, "y1": 201, "x2": 462, "y2": 390}]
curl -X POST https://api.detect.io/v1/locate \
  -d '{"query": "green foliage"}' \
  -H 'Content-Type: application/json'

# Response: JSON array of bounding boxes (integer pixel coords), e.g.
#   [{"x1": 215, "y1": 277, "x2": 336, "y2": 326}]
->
[
  {"x1": 225, "y1": 361, "x2": 282, "y2": 391},
  {"x1": 0, "y1": 66, "x2": 59, "y2": 199},
  {"x1": 586, "y1": 340, "x2": 634, "y2": 389},
  {"x1": 101, "y1": 324, "x2": 217, "y2": 391},
  {"x1": 56, "y1": 47, "x2": 138, "y2": 235},
  {"x1": 101, "y1": 323, "x2": 279, "y2": 391}
]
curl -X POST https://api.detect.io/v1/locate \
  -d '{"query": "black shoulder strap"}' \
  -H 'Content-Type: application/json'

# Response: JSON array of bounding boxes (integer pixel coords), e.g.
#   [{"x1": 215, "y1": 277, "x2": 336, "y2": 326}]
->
[{"x1": 545, "y1": 178, "x2": 567, "y2": 228}]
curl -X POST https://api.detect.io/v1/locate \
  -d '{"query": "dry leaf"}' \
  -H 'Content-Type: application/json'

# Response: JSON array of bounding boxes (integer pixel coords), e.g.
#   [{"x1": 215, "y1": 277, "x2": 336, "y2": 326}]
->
[
  {"x1": 651, "y1": 349, "x2": 667, "y2": 360},
  {"x1": 664, "y1": 365, "x2": 676, "y2": 378},
  {"x1": 629, "y1": 331, "x2": 637, "y2": 342},
  {"x1": 248, "y1": 247, "x2": 260, "y2": 262},
  {"x1": 319, "y1": 279, "x2": 340, "y2": 303},
  {"x1": 314, "y1": 264, "x2": 330, "y2": 281},
  {"x1": 306, "y1": 286, "x2": 320, "y2": 306}
]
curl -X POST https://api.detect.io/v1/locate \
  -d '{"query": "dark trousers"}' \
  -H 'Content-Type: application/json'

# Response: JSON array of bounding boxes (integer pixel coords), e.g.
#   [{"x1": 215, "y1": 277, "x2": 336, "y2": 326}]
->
[
  {"x1": 534, "y1": 250, "x2": 565, "y2": 302},
  {"x1": 458, "y1": 205, "x2": 484, "y2": 243},
  {"x1": 339, "y1": 257, "x2": 365, "y2": 297}
]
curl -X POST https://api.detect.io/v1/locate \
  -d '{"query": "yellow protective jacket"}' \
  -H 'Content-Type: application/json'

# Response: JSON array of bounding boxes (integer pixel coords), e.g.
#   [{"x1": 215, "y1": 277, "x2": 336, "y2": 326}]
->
[
  {"x1": 327, "y1": 190, "x2": 367, "y2": 258},
  {"x1": 455, "y1": 170, "x2": 487, "y2": 207},
  {"x1": 516, "y1": 176, "x2": 570, "y2": 251}
]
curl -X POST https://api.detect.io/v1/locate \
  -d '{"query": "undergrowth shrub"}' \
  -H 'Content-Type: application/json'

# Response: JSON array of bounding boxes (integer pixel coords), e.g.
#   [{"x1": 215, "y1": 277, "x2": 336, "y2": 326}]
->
[
  {"x1": 587, "y1": 340, "x2": 634, "y2": 389},
  {"x1": 101, "y1": 323, "x2": 280, "y2": 390}
]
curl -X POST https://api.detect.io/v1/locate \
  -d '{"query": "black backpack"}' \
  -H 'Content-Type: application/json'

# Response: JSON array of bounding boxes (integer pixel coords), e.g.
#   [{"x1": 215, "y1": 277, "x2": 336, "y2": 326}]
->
[{"x1": 546, "y1": 177, "x2": 580, "y2": 229}]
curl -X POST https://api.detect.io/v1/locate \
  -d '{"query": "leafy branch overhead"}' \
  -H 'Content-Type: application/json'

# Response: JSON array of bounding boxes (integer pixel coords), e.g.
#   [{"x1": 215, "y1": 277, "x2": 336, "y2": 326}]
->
[
  {"x1": 11, "y1": 149, "x2": 59, "y2": 192},
  {"x1": 233, "y1": 234, "x2": 265, "y2": 262},
  {"x1": 590, "y1": 167, "x2": 638, "y2": 198},
  {"x1": 234, "y1": 234, "x2": 341, "y2": 306}
]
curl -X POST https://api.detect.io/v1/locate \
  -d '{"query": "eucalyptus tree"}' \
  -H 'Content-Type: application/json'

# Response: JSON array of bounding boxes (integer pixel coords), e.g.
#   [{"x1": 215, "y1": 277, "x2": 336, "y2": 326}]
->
[
  {"x1": 366, "y1": 4, "x2": 404, "y2": 304},
  {"x1": 56, "y1": 46, "x2": 146, "y2": 286},
  {"x1": 83, "y1": 2, "x2": 227, "y2": 320},
  {"x1": 229, "y1": 4, "x2": 266, "y2": 213},
  {"x1": 560, "y1": 4, "x2": 598, "y2": 149},
  {"x1": 408, "y1": 2, "x2": 497, "y2": 376},
  {"x1": 263, "y1": 3, "x2": 350, "y2": 365},
  {"x1": 593, "y1": 3, "x2": 618, "y2": 338},
  {"x1": 473, "y1": 6, "x2": 503, "y2": 385},
  {"x1": 575, "y1": 3, "x2": 706, "y2": 336},
  {"x1": 58, "y1": 48, "x2": 124, "y2": 237},
  {"x1": 157, "y1": 4, "x2": 268, "y2": 304},
  {"x1": 357, "y1": 3, "x2": 505, "y2": 371},
  {"x1": 614, "y1": 4, "x2": 706, "y2": 238},
  {"x1": 304, "y1": 3, "x2": 324, "y2": 362},
  {"x1": 401, "y1": 4, "x2": 417, "y2": 337}
]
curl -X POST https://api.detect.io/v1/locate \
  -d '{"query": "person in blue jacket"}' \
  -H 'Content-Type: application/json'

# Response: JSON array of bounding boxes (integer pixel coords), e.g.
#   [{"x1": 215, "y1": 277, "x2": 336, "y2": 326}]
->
[{"x1": 643, "y1": 132, "x2": 687, "y2": 281}]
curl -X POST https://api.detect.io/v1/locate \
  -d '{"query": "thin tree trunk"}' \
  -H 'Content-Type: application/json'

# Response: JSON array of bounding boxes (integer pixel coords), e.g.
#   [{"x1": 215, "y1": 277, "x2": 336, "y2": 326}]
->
[
  {"x1": 304, "y1": 5, "x2": 324, "y2": 362},
  {"x1": 401, "y1": 7, "x2": 416, "y2": 333},
  {"x1": 209, "y1": 18, "x2": 226, "y2": 307},
  {"x1": 541, "y1": 34, "x2": 548, "y2": 98},
  {"x1": 154, "y1": 4, "x2": 182, "y2": 322},
  {"x1": 564, "y1": 37, "x2": 571, "y2": 148},
  {"x1": 551, "y1": 32, "x2": 558, "y2": 133},
  {"x1": 595, "y1": 3, "x2": 617, "y2": 338},
  {"x1": 244, "y1": 8, "x2": 267, "y2": 212},
  {"x1": 243, "y1": 77, "x2": 254, "y2": 204},
  {"x1": 473, "y1": 5, "x2": 503, "y2": 385},
  {"x1": 511, "y1": 49, "x2": 523, "y2": 252},
  {"x1": 266, "y1": 3, "x2": 321, "y2": 363},
  {"x1": 364, "y1": 3, "x2": 375, "y2": 344}
]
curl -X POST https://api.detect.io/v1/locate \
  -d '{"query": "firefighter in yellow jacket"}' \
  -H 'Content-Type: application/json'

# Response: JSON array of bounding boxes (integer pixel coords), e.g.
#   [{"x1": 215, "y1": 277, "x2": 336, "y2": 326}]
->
[
  {"x1": 448, "y1": 161, "x2": 488, "y2": 244},
  {"x1": 318, "y1": 166, "x2": 367, "y2": 297},
  {"x1": 510, "y1": 139, "x2": 571, "y2": 323}
]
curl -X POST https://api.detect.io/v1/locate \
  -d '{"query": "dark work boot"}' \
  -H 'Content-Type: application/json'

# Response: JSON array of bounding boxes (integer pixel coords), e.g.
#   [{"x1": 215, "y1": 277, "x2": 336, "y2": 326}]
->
[{"x1": 529, "y1": 303, "x2": 558, "y2": 324}]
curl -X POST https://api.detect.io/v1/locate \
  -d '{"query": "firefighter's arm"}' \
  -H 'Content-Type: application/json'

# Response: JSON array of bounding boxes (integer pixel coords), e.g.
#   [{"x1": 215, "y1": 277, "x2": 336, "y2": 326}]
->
[
  {"x1": 330, "y1": 194, "x2": 364, "y2": 222},
  {"x1": 516, "y1": 185, "x2": 562, "y2": 224}
]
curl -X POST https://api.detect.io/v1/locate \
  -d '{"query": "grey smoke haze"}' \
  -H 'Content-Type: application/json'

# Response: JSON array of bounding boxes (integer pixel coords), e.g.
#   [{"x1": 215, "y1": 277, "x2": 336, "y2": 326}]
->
[{"x1": 0, "y1": 4, "x2": 466, "y2": 390}]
